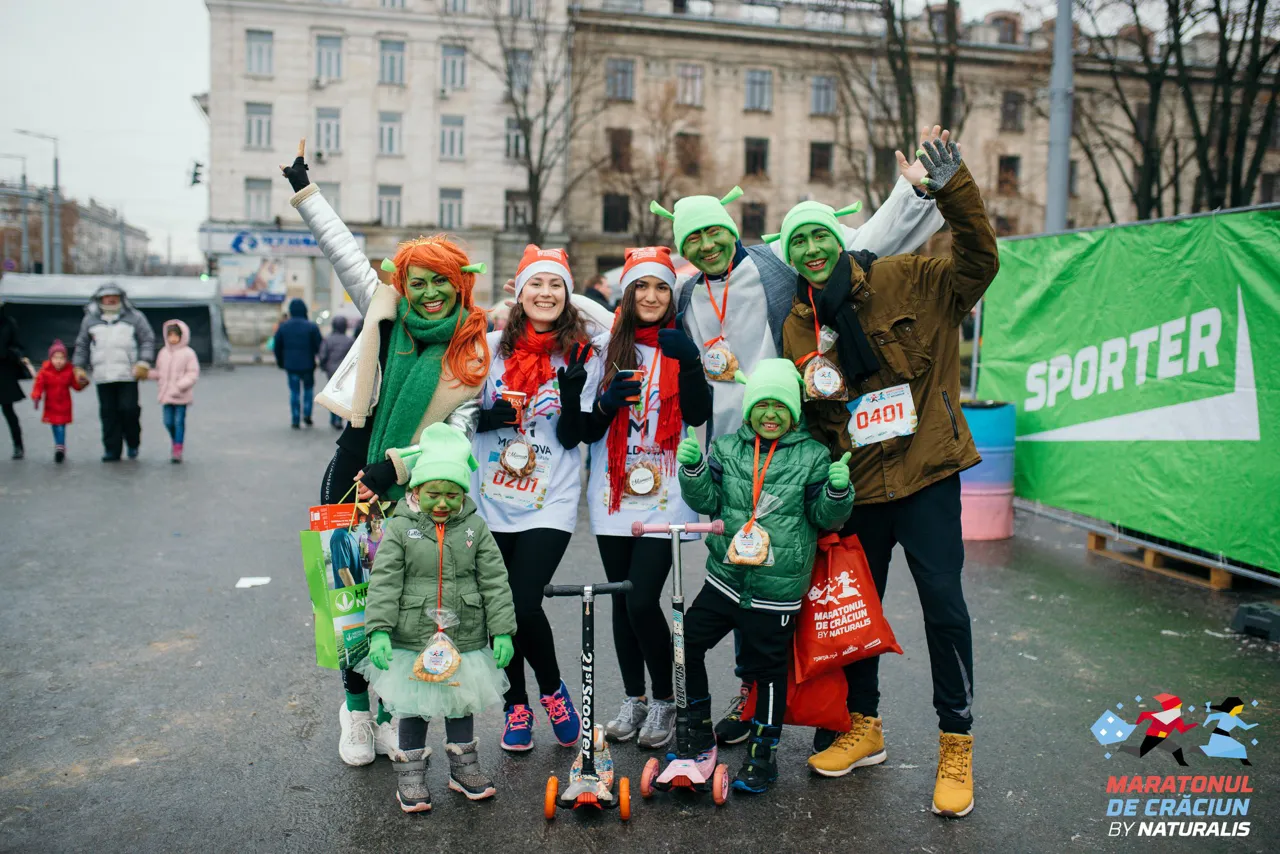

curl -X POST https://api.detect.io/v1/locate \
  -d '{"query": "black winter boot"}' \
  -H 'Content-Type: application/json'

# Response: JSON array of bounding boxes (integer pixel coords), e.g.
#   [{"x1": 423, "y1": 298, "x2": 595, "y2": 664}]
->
[
  {"x1": 733, "y1": 722, "x2": 781, "y2": 794},
  {"x1": 676, "y1": 696, "x2": 716, "y2": 760}
]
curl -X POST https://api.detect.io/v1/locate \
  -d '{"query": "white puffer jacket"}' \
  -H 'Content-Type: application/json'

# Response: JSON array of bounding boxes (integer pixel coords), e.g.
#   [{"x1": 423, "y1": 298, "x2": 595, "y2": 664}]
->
[{"x1": 72, "y1": 285, "x2": 157, "y2": 384}]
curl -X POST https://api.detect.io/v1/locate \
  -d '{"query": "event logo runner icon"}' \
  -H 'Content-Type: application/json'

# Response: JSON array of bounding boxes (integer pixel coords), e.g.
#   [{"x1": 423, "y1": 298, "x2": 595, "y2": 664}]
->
[{"x1": 1088, "y1": 691, "x2": 1261, "y2": 838}]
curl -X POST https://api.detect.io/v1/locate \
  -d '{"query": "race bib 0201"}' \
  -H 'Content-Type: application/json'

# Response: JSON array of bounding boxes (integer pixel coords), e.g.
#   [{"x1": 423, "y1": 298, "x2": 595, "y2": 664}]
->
[
  {"x1": 847, "y1": 383, "x2": 918, "y2": 448},
  {"x1": 481, "y1": 450, "x2": 550, "y2": 510}
]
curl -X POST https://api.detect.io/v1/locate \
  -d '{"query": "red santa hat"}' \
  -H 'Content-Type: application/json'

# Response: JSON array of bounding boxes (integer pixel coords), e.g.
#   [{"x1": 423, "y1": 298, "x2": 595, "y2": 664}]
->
[
  {"x1": 513, "y1": 244, "x2": 573, "y2": 299},
  {"x1": 619, "y1": 246, "x2": 677, "y2": 292}
]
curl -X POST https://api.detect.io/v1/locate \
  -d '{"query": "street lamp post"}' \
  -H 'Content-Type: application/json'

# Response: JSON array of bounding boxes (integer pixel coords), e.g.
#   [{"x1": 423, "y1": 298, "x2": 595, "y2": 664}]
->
[
  {"x1": 16, "y1": 130, "x2": 60, "y2": 274},
  {"x1": 0, "y1": 154, "x2": 30, "y2": 272}
]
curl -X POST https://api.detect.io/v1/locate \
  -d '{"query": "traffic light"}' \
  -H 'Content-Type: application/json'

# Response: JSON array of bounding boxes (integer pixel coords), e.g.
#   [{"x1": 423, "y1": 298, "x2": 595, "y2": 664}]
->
[{"x1": 191, "y1": 162, "x2": 204, "y2": 186}]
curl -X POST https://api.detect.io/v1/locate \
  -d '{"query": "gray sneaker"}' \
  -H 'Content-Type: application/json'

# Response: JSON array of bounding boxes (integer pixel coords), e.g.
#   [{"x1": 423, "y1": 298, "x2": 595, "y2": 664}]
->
[
  {"x1": 605, "y1": 696, "x2": 649, "y2": 742},
  {"x1": 637, "y1": 698, "x2": 677, "y2": 749}
]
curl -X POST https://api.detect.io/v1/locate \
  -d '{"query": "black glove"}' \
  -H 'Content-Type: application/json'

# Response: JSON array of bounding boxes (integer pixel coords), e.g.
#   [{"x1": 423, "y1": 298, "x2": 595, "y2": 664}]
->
[
  {"x1": 357, "y1": 459, "x2": 398, "y2": 499},
  {"x1": 476, "y1": 399, "x2": 519, "y2": 433},
  {"x1": 657, "y1": 327, "x2": 701, "y2": 365},
  {"x1": 282, "y1": 154, "x2": 310, "y2": 193},
  {"x1": 556, "y1": 343, "x2": 592, "y2": 404},
  {"x1": 598, "y1": 372, "x2": 643, "y2": 414}
]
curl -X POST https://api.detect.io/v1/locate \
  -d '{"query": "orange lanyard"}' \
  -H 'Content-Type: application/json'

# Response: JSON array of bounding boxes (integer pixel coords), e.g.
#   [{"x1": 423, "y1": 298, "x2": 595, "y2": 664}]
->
[
  {"x1": 435, "y1": 522, "x2": 446, "y2": 618},
  {"x1": 634, "y1": 349, "x2": 661, "y2": 443},
  {"x1": 701, "y1": 257, "x2": 735, "y2": 348},
  {"x1": 744, "y1": 435, "x2": 778, "y2": 534},
  {"x1": 794, "y1": 284, "x2": 823, "y2": 368}
]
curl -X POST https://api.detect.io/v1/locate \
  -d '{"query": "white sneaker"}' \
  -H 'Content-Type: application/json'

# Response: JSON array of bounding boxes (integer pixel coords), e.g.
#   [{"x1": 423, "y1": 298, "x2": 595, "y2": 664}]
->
[
  {"x1": 375, "y1": 717, "x2": 406, "y2": 762},
  {"x1": 339, "y1": 702, "x2": 376, "y2": 766},
  {"x1": 638, "y1": 698, "x2": 677, "y2": 749}
]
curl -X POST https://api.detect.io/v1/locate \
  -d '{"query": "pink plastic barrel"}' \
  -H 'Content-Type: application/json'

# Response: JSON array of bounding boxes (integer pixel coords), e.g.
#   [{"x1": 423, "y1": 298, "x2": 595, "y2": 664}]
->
[
  {"x1": 960, "y1": 487, "x2": 1014, "y2": 540},
  {"x1": 959, "y1": 401, "x2": 1015, "y2": 541}
]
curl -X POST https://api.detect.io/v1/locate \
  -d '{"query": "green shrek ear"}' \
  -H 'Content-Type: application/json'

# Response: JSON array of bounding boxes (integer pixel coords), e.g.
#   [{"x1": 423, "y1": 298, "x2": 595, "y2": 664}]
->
[
  {"x1": 734, "y1": 370, "x2": 748, "y2": 385},
  {"x1": 834, "y1": 202, "x2": 862, "y2": 217},
  {"x1": 461, "y1": 262, "x2": 487, "y2": 275},
  {"x1": 380, "y1": 258, "x2": 397, "y2": 273},
  {"x1": 720, "y1": 186, "x2": 744, "y2": 206},
  {"x1": 649, "y1": 200, "x2": 675, "y2": 220},
  {"x1": 762, "y1": 233, "x2": 781, "y2": 244}
]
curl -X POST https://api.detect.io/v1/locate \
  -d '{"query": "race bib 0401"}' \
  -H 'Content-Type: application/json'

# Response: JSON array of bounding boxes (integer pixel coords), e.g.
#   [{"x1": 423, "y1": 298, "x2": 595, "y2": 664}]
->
[{"x1": 847, "y1": 383, "x2": 918, "y2": 447}]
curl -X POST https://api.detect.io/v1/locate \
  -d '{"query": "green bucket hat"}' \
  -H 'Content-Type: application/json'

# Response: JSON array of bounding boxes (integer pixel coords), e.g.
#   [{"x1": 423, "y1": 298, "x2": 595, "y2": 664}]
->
[
  {"x1": 650, "y1": 187, "x2": 744, "y2": 254},
  {"x1": 762, "y1": 200, "x2": 862, "y2": 268},
  {"x1": 408, "y1": 423, "x2": 479, "y2": 491},
  {"x1": 734, "y1": 358, "x2": 805, "y2": 423}
]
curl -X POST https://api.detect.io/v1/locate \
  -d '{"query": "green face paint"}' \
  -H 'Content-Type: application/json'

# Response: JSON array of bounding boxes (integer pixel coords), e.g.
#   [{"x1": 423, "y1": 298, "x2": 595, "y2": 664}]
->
[
  {"x1": 405, "y1": 265, "x2": 458, "y2": 319},
  {"x1": 749, "y1": 399, "x2": 793, "y2": 440},
  {"x1": 682, "y1": 226, "x2": 737, "y2": 277},
  {"x1": 787, "y1": 224, "x2": 842, "y2": 285},
  {"x1": 417, "y1": 479, "x2": 465, "y2": 520}
]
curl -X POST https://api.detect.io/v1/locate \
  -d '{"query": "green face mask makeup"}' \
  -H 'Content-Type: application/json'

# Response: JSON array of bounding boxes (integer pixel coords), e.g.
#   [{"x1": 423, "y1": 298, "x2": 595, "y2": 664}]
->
[
  {"x1": 682, "y1": 226, "x2": 737, "y2": 278},
  {"x1": 787, "y1": 224, "x2": 842, "y2": 285},
  {"x1": 749, "y1": 399, "x2": 793, "y2": 440},
  {"x1": 417, "y1": 479, "x2": 465, "y2": 520},
  {"x1": 405, "y1": 266, "x2": 458, "y2": 319}
]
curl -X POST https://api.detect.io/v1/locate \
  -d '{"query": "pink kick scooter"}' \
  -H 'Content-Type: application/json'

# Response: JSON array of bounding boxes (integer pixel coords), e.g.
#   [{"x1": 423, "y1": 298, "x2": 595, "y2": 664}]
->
[{"x1": 631, "y1": 518, "x2": 730, "y2": 806}]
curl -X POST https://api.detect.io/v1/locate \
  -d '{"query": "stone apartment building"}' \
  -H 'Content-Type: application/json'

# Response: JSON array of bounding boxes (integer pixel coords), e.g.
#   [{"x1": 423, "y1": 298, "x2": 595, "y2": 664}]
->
[{"x1": 0, "y1": 184, "x2": 149, "y2": 275}]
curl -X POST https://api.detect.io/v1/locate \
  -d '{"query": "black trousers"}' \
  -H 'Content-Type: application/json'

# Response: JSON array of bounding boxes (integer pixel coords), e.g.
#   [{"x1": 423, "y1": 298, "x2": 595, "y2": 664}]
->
[
  {"x1": 492, "y1": 528, "x2": 573, "y2": 707},
  {"x1": 1, "y1": 401, "x2": 20, "y2": 449},
  {"x1": 840, "y1": 474, "x2": 974, "y2": 734},
  {"x1": 597, "y1": 535, "x2": 674, "y2": 700},
  {"x1": 322, "y1": 445, "x2": 371, "y2": 697},
  {"x1": 97, "y1": 381, "x2": 141, "y2": 456},
  {"x1": 685, "y1": 587, "x2": 796, "y2": 728}
]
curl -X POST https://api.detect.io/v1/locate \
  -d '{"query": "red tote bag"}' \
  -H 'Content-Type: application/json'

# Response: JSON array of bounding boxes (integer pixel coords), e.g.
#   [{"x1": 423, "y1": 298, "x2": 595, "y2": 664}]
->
[{"x1": 741, "y1": 667, "x2": 851, "y2": 732}]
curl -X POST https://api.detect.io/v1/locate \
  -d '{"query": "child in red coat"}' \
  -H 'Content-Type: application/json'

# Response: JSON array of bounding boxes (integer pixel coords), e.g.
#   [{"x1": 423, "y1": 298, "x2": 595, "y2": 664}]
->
[{"x1": 32, "y1": 339, "x2": 88, "y2": 463}]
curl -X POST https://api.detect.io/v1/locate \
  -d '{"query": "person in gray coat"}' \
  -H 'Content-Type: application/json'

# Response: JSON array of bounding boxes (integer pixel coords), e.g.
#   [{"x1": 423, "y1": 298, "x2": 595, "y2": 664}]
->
[
  {"x1": 317, "y1": 315, "x2": 355, "y2": 429},
  {"x1": 72, "y1": 283, "x2": 156, "y2": 461}
]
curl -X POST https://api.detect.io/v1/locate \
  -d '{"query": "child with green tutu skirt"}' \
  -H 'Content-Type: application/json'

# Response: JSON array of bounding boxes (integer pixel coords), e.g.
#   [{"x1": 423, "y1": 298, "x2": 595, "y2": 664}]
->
[{"x1": 356, "y1": 423, "x2": 517, "y2": 813}]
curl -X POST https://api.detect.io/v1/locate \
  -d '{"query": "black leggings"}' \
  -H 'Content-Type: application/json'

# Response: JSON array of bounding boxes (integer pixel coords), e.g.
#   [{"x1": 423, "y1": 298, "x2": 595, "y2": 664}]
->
[
  {"x1": 322, "y1": 445, "x2": 372, "y2": 697},
  {"x1": 1, "y1": 402, "x2": 20, "y2": 449},
  {"x1": 398, "y1": 715, "x2": 474, "y2": 750},
  {"x1": 492, "y1": 528, "x2": 572, "y2": 707},
  {"x1": 596, "y1": 535, "x2": 674, "y2": 700}
]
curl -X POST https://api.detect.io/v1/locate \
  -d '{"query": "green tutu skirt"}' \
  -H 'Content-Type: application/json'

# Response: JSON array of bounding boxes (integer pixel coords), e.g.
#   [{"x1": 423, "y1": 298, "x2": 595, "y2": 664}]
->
[{"x1": 354, "y1": 646, "x2": 509, "y2": 719}]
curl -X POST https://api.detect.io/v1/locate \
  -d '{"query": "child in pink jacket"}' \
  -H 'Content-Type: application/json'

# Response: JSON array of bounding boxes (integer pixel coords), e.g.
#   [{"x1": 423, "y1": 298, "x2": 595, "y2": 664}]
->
[{"x1": 155, "y1": 319, "x2": 200, "y2": 462}]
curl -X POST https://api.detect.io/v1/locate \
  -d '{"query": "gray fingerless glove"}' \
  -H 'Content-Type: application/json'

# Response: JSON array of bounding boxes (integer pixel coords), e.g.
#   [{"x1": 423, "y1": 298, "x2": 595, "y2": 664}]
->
[{"x1": 918, "y1": 139, "x2": 962, "y2": 192}]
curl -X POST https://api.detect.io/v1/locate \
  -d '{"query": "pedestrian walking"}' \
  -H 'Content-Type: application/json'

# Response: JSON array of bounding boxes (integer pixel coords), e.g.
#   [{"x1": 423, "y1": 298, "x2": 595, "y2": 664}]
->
[
  {"x1": 0, "y1": 300, "x2": 31, "y2": 459},
  {"x1": 71, "y1": 284, "x2": 156, "y2": 462},
  {"x1": 273, "y1": 298, "x2": 322, "y2": 429},
  {"x1": 154, "y1": 320, "x2": 200, "y2": 463},
  {"x1": 31, "y1": 339, "x2": 87, "y2": 463},
  {"x1": 317, "y1": 315, "x2": 354, "y2": 429},
  {"x1": 582, "y1": 273, "x2": 616, "y2": 312}
]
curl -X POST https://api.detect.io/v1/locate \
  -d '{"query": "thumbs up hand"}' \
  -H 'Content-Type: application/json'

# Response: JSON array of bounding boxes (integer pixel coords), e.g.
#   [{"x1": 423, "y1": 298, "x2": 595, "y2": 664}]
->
[
  {"x1": 676, "y1": 426, "x2": 703, "y2": 467},
  {"x1": 827, "y1": 451, "x2": 852, "y2": 491}
]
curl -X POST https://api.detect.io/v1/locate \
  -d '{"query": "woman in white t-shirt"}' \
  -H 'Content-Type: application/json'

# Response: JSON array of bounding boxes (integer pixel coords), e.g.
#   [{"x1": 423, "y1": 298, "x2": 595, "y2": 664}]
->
[
  {"x1": 471, "y1": 245, "x2": 599, "y2": 753},
  {"x1": 576, "y1": 247, "x2": 711, "y2": 750}
]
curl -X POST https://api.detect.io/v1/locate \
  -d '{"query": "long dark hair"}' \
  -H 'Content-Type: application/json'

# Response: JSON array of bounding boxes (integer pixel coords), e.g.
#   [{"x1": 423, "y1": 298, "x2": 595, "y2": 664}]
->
[
  {"x1": 600, "y1": 279, "x2": 675, "y2": 391},
  {"x1": 498, "y1": 284, "x2": 589, "y2": 359}
]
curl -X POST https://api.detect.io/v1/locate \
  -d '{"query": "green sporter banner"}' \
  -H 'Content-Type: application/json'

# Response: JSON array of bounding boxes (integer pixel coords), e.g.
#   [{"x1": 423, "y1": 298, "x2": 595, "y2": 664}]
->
[{"x1": 976, "y1": 206, "x2": 1280, "y2": 573}]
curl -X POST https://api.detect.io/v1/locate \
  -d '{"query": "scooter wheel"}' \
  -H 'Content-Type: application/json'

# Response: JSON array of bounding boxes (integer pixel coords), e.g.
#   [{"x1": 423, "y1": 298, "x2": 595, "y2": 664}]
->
[
  {"x1": 544, "y1": 776, "x2": 559, "y2": 820},
  {"x1": 640, "y1": 757, "x2": 660, "y2": 799},
  {"x1": 618, "y1": 777, "x2": 631, "y2": 821},
  {"x1": 712, "y1": 764, "x2": 729, "y2": 806}
]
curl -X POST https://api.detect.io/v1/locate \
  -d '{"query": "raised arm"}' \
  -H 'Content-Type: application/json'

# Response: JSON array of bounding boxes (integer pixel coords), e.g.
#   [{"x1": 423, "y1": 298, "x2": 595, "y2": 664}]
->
[
  {"x1": 842, "y1": 176, "x2": 944, "y2": 258},
  {"x1": 283, "y1": 139, "x2": 381, "y2": 316}
]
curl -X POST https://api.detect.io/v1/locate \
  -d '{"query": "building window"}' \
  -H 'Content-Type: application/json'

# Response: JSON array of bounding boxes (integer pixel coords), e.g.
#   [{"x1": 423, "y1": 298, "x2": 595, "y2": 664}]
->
[
  {"x1": 447, "y1": 0, "x2": 468, "y2": 10},
  {"x1": 744, "y1": 137, "x2": 769, "y2": 177},
  {"x1": 676, "y1": 64, "x2": 704, "y2": 107},
  {"x1": 930, "y1": 9, "x2": 949, "y2": 35},
  {"x1": 509, "y1": 0, "x2": 534, "y2": 17},
  {"x1": 744, "y1": 69, "x2": 773, "y2": 112},
  {"x1": 316, "y1": 35, "x2": 343, "y2": 82},
  {"x1": 507, "y1": 49, "x2": 532, "y2": 95},
  {"x1": 607, "y1": 128, "x2": 632, "y2": 172},
  {"x1": 381, "y1": 0, "x2": 405, "y2": 6},
  {"x1": 315, "y1": 108, "x2": 341, "y2": 154},
  {"x1": 998, "y1": 155, "x2": 1021, "y2": 195},
  {"x1": 809, "y1": 142, "x2": 834, "y2": 183},
  {"x1": 378, "y1": 185, "x2": 402, "y2": 226},
  {"x1": 1068, "y1": 160, "x2": 1079, "y2": 198},
  {"x1": 742, "y1": 202, "x2": 766, "y2": 239},
  {"x1": 741, "y1": 1, "x2": 779, "y2": 23},
  {"x1": 245, "y1": 103, "x2": 272, "y2": 149},
  {"x1": 995, "y1": 16, "x2": 1017, "y2": 44},
  {"x1": 505, "y1": 190, "x2": 531, "y2": 231},
  {"x1": 675, "y1": 132, "x2": 701, "y2": 177},
  {"x1": 602, "y1": 193, "x2": 630, "y2": 233},
  {"x1": 440, "y1": 188, "x2": 464, "y2": 229},
  {"x1": 810, "y1": 75, "x2": 836, "y2": 116},
  {"x1": 1000, "y1": 91, "x2": 1025, "y2": 132},
  {"x1": 246, "y1": 30, "x2": 273, "y2": 76},
  {"x1": 597, "y1": 255, "x2": 626, "y2": 273},
  {"x1": 441, "y1": 45, "x2": 467, "y2": 90},
  {"x1": 994, "y1": 214, "x2": 1019, "y2": 236},
  {"x1": 380, "y1": 40, "x2": 406, "y2": 85},
  {"x1": 874, "y1": 147, "x2": 897, "y2": 185},
  {"x1": 1260, "y1": 173, "x2": 1278, "y2": 203},
  {"x1": 245, "y1": 178, "x2": 271, "y2": 221},
  {"x1": 505, "y1": 117, "x2": 527, "y2": 161},
  {"x1": 317, "y1": 182, "x2": 341, "y2": 216},
  {"x1": 606, "y1": 59, "x2": 635, "y2": 102},
  {"x1": 440, "y1": 115, "x2": 465, "y2": 159},
  {"x1": 379, "y1": 112, "x2": 403, "y2": 155},
  {"x1": 1135, "y1": 101, "x2": 1150, "y2": 144}
]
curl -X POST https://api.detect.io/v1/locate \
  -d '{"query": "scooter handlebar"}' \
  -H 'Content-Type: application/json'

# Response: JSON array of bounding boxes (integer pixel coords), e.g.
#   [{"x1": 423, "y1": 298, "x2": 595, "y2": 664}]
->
[
  {"x1": 543, "y1": 581, "x2": 634, "y2": 598},
  {"x1": 630, "y1": 520, "x2": 725, "y2": 536}
]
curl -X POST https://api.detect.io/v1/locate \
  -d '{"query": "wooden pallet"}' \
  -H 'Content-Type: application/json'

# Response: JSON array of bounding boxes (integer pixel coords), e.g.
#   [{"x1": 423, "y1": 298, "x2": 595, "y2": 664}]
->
[{"x1": 1086, "y1": 532, "x2": 1234, "y2": 591}]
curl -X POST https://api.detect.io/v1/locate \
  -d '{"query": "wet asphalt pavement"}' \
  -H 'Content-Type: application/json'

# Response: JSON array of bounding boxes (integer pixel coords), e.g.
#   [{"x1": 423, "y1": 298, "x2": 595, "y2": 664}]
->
[{"x1": 1, "y1": 366, "x2": 1277, "y2": 853}]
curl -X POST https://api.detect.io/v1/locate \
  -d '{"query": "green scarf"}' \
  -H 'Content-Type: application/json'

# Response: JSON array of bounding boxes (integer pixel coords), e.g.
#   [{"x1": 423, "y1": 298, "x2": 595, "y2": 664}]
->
[{"x1": 367, "y1": 300, "x2": 467, "y2": 496}]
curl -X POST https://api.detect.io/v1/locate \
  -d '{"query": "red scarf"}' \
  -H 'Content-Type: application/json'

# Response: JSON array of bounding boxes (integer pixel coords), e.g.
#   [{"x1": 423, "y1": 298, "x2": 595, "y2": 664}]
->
[
  {"x1": 502, "y1": 328, "x2": 559, "y2": 404},
  {"x1": 606, "y1": 322, "x2": 684, "y2": 514}
]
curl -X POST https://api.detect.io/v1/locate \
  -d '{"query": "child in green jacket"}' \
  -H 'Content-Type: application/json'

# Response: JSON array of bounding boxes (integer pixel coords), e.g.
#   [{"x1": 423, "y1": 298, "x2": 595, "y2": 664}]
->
[
  {"x1": 356, "y1": 422, "x2": 518, "y2": 813},
  {"x1": 676, "y1": 358, "x2": 853, "y2": 794}
]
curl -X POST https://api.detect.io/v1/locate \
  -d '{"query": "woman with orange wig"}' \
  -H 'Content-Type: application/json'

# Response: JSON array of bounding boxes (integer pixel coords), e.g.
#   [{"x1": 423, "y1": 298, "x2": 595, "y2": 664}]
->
[{"x1": 282, "y1": 141, "x2": 492, "y2": 768}]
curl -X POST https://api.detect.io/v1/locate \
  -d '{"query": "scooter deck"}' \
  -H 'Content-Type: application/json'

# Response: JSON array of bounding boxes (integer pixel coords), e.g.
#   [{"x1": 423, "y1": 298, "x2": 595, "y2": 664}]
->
[
  {"x1": 655, "y1": 748, "x2": 717, "y2": 791},
  {"x1": 568, "y1": 739, "x2": 615, "y2": 791}
]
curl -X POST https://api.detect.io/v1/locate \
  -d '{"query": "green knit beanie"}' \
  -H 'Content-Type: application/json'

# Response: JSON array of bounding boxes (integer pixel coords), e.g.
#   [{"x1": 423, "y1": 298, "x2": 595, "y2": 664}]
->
[
  {"x1": 408, "y1": 423, "x2": 479, "y2": 491},
  {"x1": 734, "y1": 358, "x2": 804, "y2": 423},
  {"x1": 650, "y1": 187, "x2": 744, "y2": 253},
  {"x1": 762, "y1": 200, "x2": 862, "y2": 268}
]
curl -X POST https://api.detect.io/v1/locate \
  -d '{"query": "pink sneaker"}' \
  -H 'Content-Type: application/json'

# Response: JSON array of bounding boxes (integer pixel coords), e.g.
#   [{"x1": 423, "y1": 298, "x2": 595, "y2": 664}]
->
[{"x1": 171, "y1": 443, "x2": 183, "y2": 463}]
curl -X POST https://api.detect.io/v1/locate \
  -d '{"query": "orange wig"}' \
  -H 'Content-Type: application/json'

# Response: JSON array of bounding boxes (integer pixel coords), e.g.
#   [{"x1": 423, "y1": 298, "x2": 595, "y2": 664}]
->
[{"x1": 388, "y1": 235, "x2": 490, "y2": 387}]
